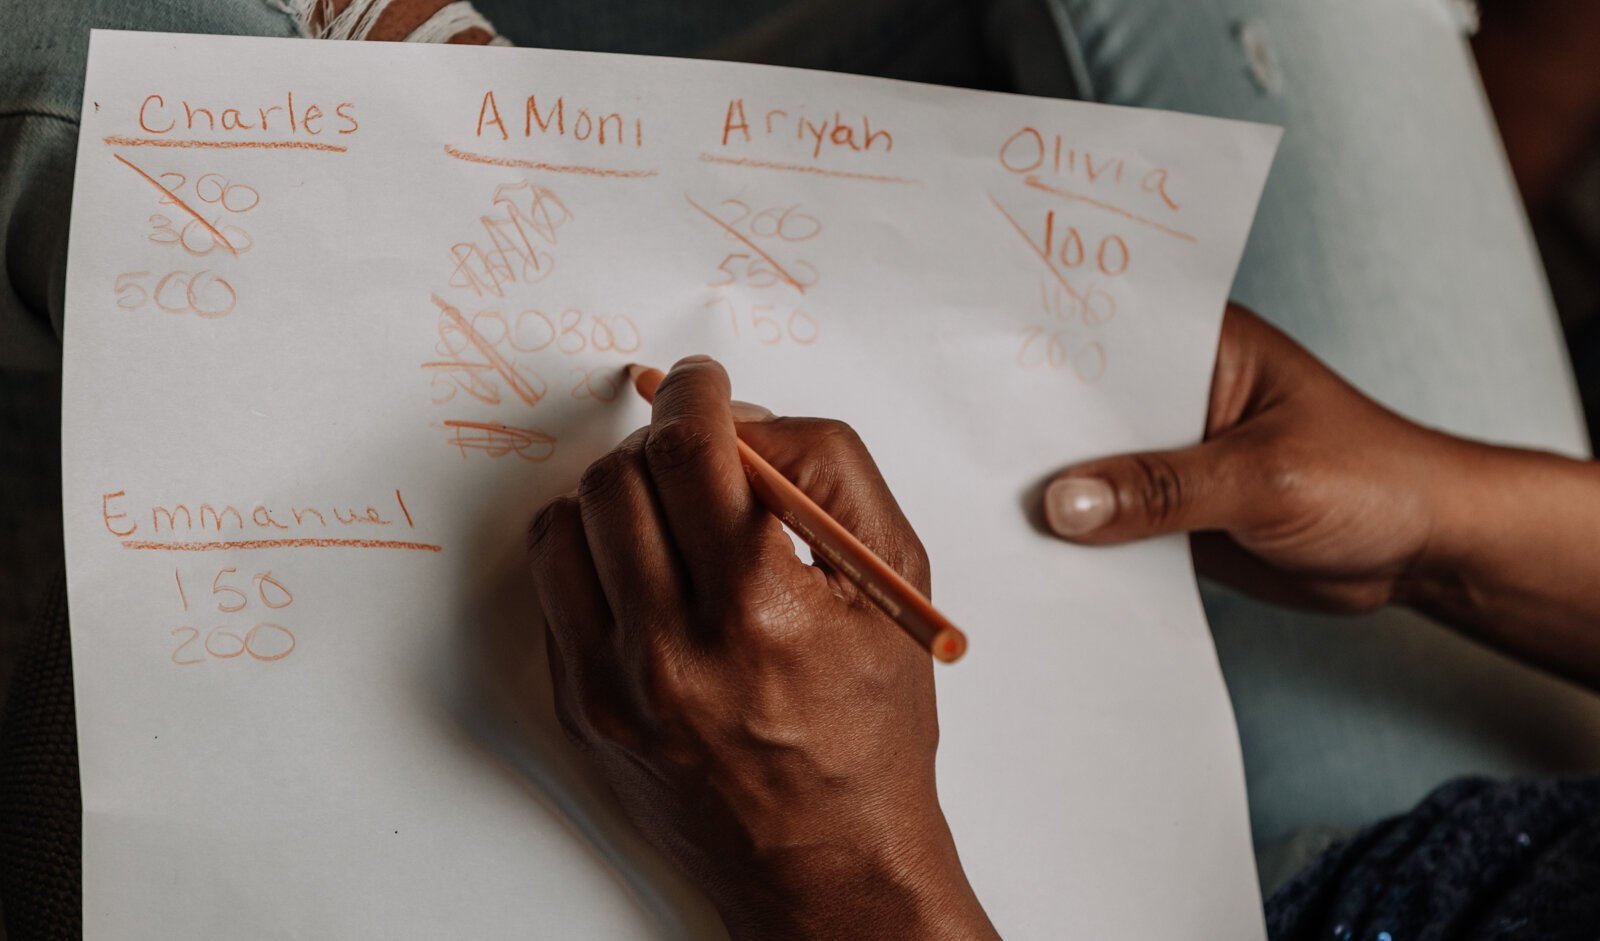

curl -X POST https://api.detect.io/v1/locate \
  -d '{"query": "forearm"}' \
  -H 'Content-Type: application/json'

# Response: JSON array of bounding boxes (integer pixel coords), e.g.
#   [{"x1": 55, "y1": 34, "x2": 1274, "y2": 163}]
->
[{"x1": 1401, "y1": 437, "x2": 1600, "y2": 690}]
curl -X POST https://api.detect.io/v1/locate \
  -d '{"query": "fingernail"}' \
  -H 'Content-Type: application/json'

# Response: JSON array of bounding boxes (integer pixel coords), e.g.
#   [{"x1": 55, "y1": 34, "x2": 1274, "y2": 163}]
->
[
  {"x1": 1044, "y1": 477, "x2": 1115, "y2": 537},
  {"x1": 674, "y1": 354, "x2": 713, "y2": 368},
  {"x1": 729, "y1": 400, "x2": 775, "y2": 422}
]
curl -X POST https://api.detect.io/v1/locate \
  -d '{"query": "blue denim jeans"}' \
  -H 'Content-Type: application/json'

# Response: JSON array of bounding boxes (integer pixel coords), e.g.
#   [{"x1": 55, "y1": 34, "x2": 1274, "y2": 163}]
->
[{"x1": 3, "y1": 0, "x2": 1595, "y2": 897}]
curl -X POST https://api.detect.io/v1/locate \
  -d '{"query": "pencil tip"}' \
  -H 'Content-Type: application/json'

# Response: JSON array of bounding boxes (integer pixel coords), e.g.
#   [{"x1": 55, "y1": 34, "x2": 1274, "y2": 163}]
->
[
  {"x1": 933, "y1": 630, "x2": 968, "y2": 664},
  {"x1": 624, "y1": 363, "x2": 665, "y2": 405}
]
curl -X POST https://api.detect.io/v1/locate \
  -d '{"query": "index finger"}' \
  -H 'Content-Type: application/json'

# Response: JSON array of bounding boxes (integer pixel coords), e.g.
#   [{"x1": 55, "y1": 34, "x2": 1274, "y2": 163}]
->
[{"x1": 643, "y1": 355, "x2": 789, "y2": 587}]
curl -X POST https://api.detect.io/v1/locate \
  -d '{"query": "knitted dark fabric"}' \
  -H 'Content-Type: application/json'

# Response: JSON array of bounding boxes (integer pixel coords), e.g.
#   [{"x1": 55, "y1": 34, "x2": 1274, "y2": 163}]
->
[
  {"x1": 0, "y1": 567, "x2": 81, "y2": 941},
  {"x1": 1267, "y1": 775, "x2": 1600, "y2": 940}
]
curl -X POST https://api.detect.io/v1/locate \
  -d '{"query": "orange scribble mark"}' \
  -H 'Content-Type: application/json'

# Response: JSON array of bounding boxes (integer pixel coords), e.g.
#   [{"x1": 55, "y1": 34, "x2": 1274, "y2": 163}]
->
[
  {"x1": 697, "y1": 152, "x2": 917, "y2": 185},
  {"x1": 114, "y1": 153, "x2": 238, "y2": 257},
  {"x1": 431, "y1": 294, "x2": 546, "y2": 406},
  {"x1": 1039, "y1": 274, "x2": 1117, "y2": 329},
  {"x1": 190, "y1": 172, "x2": 260, "y2": 213},
  {"x1": 121, "y1": 538, "x2": 442, "y2": 552},
  {"x1": 1016, "y1": 325, "x2": 1107, "y2": 382},
  {"x1": 442, "y1": 420, "x2": 557, "y2": 463},
  {"x1": 709, "y1": 253, "x2": 820, "y2": 290},
  {"x1": 720, "y1": 201, "x2": 821, "y2": 242},
  {"x1": 103, "y1": 135, "x2": 347, "y2": 153},
  {"x1": 148, "y1": 213, "x2": 253, "y2": 258},
  {"x1": 491, "y1": 180, "x2": 570, "y2": 248},
  {"x1": 447, "y1": 244, "x2": 518, "y2": 299},
  {"x1": 149, "y1": 171, "x2": 260, "y2": 214},
  {"x1": 988, "y1": 194, "x2": 1086, "y2": 305},
  {"x1": 567, "y1": 366, "x2": 623, "y2": 402},
  {"x1": 422, "y1": 360, "x2": 501, "y2": 405},
  {"x1": 446, "y1": 181, "x2": 571, "y2": 297},
  {"x1": 686, "y1": 194, "x2": 807, "y2": 295},
  {"x1": 1023, "y1": 176, "x2": 1197, "y2": 243},
  {"x1": 443, "y1": 145, "x2": 658, "y2": 178}
]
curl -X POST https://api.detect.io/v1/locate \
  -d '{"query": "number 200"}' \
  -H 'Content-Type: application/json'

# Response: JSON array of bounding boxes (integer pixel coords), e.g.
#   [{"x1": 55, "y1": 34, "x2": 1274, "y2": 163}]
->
[{"x1": 170, "y1": 623, "x2": 296, "y2": 665}]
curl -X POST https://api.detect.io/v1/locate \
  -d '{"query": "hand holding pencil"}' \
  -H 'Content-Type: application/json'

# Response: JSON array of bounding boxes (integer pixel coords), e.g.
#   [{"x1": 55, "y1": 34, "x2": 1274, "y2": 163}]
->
[
  {"x1": 627, "y1": 361, "x2": 968, "y2": 664},
  {"x1": 526, "y1": 355, "x2": 996, "y2": 941}
]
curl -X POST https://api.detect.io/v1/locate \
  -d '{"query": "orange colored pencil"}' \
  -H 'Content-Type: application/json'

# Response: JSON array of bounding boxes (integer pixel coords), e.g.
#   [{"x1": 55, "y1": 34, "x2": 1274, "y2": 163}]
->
[{"x1": 627, "y1": 364, "x2": 968, "y2": 664}]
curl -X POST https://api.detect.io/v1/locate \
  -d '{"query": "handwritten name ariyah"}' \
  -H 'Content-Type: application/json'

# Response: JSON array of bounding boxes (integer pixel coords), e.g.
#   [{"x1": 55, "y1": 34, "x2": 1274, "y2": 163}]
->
[{"x1": 720, "y1": 99, "x2": 892, "y2": 160}]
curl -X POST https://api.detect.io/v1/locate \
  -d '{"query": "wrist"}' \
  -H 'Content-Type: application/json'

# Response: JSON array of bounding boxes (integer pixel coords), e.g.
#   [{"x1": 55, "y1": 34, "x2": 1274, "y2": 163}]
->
[
  {"x1": 1392, "y1": 435, "x2": 1583, "y2": 627},
  {"x1": 1392, "y1": 433, "x2": 1502, "y2": 616},
  {"x1": 713, "y1": 808, "x2": 997, "y2": 941}
]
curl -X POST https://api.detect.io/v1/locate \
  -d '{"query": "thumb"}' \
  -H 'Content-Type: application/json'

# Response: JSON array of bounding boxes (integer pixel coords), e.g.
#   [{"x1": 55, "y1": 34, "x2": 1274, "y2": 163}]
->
[
  {"x1": 737, "y1": 416, "x2": 931, "y2": 595},
  {"x1": 1042, "y1": 439, "x2": 1249, "y2": 544}
]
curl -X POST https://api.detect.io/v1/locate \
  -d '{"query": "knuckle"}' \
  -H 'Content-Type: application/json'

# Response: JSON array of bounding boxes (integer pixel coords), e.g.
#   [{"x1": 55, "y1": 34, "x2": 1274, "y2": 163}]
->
[
  {"x1": 694, "y1": 572, "x2": 800, "y2": 652},
  {"x1": 780, "y1": 420, "x2": 869, "y2": 494},
  {"x1": 526, "y1": 495, "x2": 578, "y2": 556},
  {"x1": 800, "y1": 421, "x2": 869, "y2": 481},
  {"x1": 1129, "y1": 454, "x2": 1186, "y2": 527},
  {"x1": 577, "y1": 449, "x2": 638, "y2": 507},
  {"x1": 1242, "y1": 441, "x2": 1313, "y2": 523},
  {"x1": 1255, "y1": 443, "x2": 1304, "y2": 497},
  {"x1": 776, "y1": 421, "x2": 928, "y2": 589},
  {"x1": 644, "y1": 418, "x2": 716, "y2": 474},
  {"x1": 640, "y1": 643, "x2": 699, "y2": 718},
  {"x1": 809, "y1": 419, "x2": 866, "y2": 461},
  {"x1": 863, "y1": 639, "x2": 925, "y2": 703},
  {"x1": 732, "y1": 585, "x2": 812, "y2": 655}
]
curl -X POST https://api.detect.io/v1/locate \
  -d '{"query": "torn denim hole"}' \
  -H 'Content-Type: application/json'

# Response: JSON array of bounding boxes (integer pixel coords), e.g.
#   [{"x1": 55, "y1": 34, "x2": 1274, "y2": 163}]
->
[{"x1": 1234, "y1": 18, "x2": 1282, "y2": 96}]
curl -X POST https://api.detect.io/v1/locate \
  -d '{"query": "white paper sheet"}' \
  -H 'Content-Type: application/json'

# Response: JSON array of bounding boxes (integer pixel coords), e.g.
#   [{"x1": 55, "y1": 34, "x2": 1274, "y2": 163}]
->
[{"x1": 61, "y1": 30, "x2": 1280, "y2": 939}]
